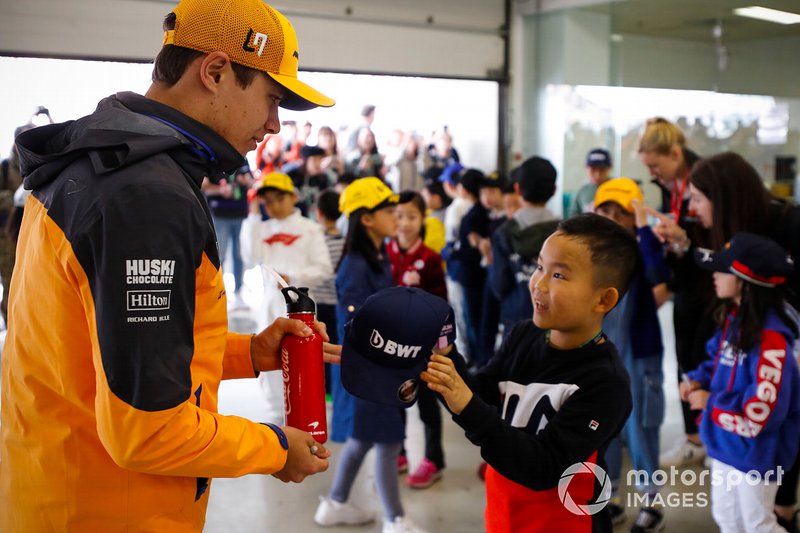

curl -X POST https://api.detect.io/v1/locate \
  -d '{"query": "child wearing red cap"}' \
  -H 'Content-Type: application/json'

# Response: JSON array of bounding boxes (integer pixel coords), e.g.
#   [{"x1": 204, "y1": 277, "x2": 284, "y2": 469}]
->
[{"x1": 683, "y1": 232, "x2": 800, "y2": 533}]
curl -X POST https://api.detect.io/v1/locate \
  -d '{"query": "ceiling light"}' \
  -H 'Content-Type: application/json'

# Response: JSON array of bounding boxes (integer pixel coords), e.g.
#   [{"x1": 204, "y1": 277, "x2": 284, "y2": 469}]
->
[{"x1": 733, "y1": 6, "x2": 800, "y2": 25}]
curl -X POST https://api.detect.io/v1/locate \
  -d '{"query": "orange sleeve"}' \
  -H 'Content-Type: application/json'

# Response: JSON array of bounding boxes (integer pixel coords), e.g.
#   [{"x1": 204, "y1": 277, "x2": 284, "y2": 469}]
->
[{"x1": 223, "y1": 332, "x2": 258, "y2": 380}]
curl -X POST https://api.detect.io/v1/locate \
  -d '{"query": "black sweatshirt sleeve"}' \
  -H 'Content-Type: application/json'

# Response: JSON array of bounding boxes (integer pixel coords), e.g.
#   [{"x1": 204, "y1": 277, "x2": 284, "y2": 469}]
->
[{"x1": 448, "y1": 331, "x2": 632, "y2": 491}]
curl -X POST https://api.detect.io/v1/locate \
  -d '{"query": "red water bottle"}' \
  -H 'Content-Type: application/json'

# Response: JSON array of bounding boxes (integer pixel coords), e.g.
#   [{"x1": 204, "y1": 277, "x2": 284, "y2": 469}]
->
[{"x1": 280, "y1": 286, "x2": 327, "y2": 443}]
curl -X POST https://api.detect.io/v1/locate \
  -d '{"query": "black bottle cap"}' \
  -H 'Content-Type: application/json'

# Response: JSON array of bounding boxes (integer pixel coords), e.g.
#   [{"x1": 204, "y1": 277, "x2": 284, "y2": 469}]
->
[{"x1": 281, "y1": 286, "x2": 316, "y2": 314}]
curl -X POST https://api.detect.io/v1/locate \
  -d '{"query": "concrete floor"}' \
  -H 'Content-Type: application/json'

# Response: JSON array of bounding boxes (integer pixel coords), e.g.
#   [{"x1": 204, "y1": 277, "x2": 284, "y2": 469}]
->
[{"x1": 0, "y1": 272, "x2": 726, "y2": 532}]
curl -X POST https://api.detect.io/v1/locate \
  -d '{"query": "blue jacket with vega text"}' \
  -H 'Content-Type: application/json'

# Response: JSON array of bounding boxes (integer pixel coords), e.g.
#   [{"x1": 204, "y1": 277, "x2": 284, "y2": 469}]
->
[{"x1": 688, "y1": 309, "x2": 800, "y2": 474}]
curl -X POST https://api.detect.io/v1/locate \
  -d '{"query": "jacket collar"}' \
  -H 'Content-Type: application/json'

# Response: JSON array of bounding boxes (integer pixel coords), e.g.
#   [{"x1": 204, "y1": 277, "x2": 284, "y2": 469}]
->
[{"x1": 117, "y1": 92, "x2": 246, "y2": 186}]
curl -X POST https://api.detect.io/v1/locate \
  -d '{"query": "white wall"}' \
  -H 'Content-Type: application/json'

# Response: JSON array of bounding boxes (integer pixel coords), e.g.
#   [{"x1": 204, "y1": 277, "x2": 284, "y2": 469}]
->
[
  {"x1": 614, "y1": 33, "x2": 800, "y2": 99},
  {"x1": 0, "y1": 0, "x2": 506, "y2": 80}
]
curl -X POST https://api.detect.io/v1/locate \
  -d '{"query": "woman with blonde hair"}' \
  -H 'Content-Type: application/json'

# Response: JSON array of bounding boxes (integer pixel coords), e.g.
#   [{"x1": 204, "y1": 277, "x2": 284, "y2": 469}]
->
[{"x1": 638, "y1": 117, "x2": 715, "y2": 470}]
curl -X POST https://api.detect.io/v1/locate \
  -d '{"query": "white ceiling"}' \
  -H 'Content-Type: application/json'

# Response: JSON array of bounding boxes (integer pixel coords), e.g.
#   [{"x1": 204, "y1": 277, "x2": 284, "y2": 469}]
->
[{"x1": 588, "y1": 0, "x2": 800, "y2": 42}]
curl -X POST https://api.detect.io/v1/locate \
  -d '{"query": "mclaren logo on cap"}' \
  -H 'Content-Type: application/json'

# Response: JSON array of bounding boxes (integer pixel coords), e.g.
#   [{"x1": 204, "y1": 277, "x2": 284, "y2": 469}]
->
[
  {"x1": 370, "y1": 329, "x2": 422, "y2": 358},
  {"x1": 243, "y1": 28, "x2": 268, "y2": 56}
]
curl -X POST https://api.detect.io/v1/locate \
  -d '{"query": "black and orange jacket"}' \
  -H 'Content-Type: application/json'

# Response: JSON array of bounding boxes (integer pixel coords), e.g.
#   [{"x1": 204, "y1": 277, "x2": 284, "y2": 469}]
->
[{"x1": 0, "y1": 92, "x2": 288, "y2": 532}]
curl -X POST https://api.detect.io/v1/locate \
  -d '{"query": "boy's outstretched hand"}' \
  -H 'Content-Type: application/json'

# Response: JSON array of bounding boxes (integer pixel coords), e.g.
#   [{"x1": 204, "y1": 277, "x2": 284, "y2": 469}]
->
[{"x1": 421, "y1": 352, "x2": 473, "y2": 415}]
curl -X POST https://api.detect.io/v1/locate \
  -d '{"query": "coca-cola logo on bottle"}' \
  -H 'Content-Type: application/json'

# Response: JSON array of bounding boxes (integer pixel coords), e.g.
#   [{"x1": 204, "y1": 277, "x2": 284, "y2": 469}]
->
[{"x1": 282, "y1": 347, "x2": 291, "y2": 415}]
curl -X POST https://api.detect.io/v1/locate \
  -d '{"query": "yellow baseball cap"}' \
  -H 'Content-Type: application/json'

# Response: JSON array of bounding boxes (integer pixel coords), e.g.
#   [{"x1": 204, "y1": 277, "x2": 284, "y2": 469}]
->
[
  {"x1": 256, "y1": 172, "x2": 295, "y2": 194},
  {"x1": 163, "y1": 0, "x2": 334, "y2": 111},
  {"x1": 339, "y1": 177, "x2": 399, "y2": 217},
  {"x1": 594, "y1": 177, "x2": 644, "y2": 213}
]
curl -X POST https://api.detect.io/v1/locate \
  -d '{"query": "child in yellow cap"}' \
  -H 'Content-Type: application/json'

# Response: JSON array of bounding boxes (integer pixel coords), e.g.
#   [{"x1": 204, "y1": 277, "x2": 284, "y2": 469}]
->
[
  {"x1": 593, "y1": 177, "x2": 671, "y2": 530},
  {"x1": 241, "y1": 172, "x2": 333, "y2": 423},
  {"x1": 316, "y1": 178, "x2": 430, "y2": 533}
]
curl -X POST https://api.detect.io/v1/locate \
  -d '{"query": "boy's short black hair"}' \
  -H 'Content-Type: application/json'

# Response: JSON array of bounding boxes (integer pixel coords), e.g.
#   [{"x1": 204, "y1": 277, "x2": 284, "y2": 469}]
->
[
  {"x1": 316, "y1": 189, "x2": 340, "y2": 221},
  {"x1": 511, "y1": 156, "x2": 557, "y2": 204},
  {"x1": 459, "y1": 169, "x2": 484, "y2": 198},
  {"x1": 556, "y1": 213, "x2": 640, "y2": 300},
  {"x1": 422, "y1": 167, "x2": 452, "y2": 208},
  {"x1": 398, "y1": 190, "x2": 426, "y2": 215}
]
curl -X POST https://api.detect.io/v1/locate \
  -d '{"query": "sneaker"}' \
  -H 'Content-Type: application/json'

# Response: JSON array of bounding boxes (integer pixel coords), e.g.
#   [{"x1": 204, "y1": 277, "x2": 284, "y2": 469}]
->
[
  {"x1": 382, "y1": 515, "x2": 429, "y2": 533},
  {"x1": 313, "y1": 496, "x2": 374, "y2": 527},
  {"x1": 607, "y1": 502, "x2": 626, "y2": 525},
  {"x1": 630, "y1": 506, "x2": 665, "y2": 533},
  {"x1": 659, "y1": 438, "x2": 706, "y2": 467},
  {"x1": 397, "y1": 454, "x2": 408, "y2": 474},
  {"x1": 406, "y1": 458, "x2": 442, "y2": 489}
]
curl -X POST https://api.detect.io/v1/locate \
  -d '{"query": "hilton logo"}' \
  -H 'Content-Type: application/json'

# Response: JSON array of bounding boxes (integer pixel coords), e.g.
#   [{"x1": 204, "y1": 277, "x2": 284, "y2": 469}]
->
[{"x1": 127, "y1": 290, "x2": 171, "y2": 311}]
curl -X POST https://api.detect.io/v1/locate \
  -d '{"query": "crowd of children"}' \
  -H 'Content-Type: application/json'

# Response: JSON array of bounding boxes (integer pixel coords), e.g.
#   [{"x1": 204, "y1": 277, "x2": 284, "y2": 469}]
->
[{"x1": 201, "y1": 116, "x2": 799, "y2": 533}]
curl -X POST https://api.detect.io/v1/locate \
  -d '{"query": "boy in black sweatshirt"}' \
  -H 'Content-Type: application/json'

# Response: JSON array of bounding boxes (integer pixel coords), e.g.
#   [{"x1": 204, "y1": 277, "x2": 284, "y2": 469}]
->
[{"x1": 423, "y1": 213, "x2": 636, "y2": 533}]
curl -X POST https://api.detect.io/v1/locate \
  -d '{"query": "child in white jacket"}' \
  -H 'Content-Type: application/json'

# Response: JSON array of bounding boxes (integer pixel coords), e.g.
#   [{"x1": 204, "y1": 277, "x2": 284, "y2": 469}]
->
[{"x1": 241, "y1": 172, "x2": 333, "y2": 423}]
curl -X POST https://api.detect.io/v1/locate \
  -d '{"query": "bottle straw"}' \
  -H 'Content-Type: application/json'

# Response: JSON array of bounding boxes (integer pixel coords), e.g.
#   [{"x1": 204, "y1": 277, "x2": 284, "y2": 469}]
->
[{"x1": 261, "y1": 264, "x2": 297, "y2": 301}]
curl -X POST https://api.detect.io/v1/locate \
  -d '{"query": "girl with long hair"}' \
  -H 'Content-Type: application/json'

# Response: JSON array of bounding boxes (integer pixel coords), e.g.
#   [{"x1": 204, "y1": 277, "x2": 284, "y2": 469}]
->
[
  {"x1": 316, "y1": 178, "x2": 429, "y2": 533},
  {"x1": 683, "y1": 233, "x2": 799, "y2": 533},
  {"x1": 653, "y1": 151, "x2": 800, "y2": 529}
]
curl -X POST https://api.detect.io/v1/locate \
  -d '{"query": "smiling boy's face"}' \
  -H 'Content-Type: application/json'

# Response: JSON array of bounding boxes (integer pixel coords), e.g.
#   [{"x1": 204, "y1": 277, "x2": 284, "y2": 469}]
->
[{"x1": 529, "y1": 232, "x2": 609, "y2": 339}]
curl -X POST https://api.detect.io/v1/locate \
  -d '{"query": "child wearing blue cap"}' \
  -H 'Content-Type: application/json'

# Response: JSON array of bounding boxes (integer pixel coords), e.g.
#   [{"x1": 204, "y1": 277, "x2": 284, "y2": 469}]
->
[
  {"x1": 683, "y1": 232, "x2": 800, "y2": 533},
  {"x1": 424, "y1": 213, "x2": 635, "y2": 533}
]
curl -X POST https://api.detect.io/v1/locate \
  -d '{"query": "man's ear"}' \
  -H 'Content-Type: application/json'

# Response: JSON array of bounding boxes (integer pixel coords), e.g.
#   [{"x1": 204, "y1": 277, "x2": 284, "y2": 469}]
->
[
  {"x1": 594, "y1": 287, "x2": 620, "y2": 314},
  {"x1": 198, "y1": 52, "x2": 232, "y2": 92}
]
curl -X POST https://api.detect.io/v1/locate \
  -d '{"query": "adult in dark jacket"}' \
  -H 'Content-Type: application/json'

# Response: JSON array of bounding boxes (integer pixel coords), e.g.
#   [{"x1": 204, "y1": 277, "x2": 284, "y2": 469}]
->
[
  {"x1": 0, "y1": 1, "x2": 337, "y2": 530},
  {"x1": 652, "y1": 151, "x2": 800, "y2": 531},
  {"x1": 638, "y1": 117, "x2": 714, "y2": 469}
]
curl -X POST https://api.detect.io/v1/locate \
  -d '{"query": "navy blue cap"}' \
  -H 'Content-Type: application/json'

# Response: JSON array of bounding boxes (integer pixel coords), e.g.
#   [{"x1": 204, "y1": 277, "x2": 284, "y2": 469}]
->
[
  {"x1": 438, "y1": 163, "x2": 464, "y2": 185},
  {"x1": 342, "y1": 287, "x2": 456, "y2": 407},
  {"x1": 694, "y1": 232, "x2": 794, "y2": 287},
  {"x1": 586, "y1": 148, "x2": 612, "y2": 168}
]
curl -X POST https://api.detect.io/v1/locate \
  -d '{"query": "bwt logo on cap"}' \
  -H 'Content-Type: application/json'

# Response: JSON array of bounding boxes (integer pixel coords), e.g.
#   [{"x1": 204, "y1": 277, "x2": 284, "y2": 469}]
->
[{"x1": 370, "y1": 329, "x2": 422, "y2": 359}]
